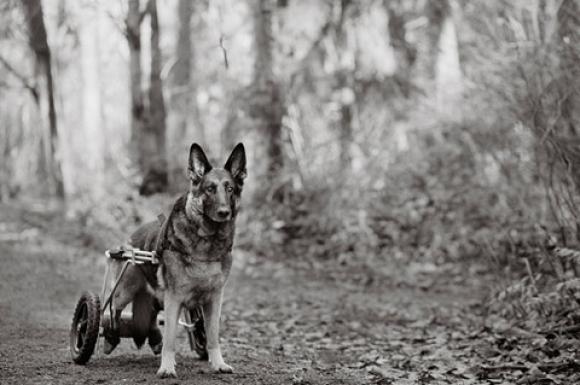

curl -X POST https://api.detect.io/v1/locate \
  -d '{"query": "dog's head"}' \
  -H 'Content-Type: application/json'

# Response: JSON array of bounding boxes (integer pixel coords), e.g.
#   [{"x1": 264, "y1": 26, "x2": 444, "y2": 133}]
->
[{"x1": 187, "y1": 143, "x2": 247, "y2": 223}]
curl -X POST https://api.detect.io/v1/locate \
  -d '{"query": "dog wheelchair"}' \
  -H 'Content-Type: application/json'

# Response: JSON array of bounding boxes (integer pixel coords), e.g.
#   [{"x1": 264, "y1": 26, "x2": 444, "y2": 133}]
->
[{"x1": 69, "y1": 247, "x2": 208, "y2": 364}]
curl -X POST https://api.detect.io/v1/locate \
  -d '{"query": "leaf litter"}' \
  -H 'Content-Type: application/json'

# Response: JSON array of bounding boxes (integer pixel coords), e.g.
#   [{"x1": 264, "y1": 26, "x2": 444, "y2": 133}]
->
[{"x1": 2, "y1": 203, "x2": 580, "y2": 384}]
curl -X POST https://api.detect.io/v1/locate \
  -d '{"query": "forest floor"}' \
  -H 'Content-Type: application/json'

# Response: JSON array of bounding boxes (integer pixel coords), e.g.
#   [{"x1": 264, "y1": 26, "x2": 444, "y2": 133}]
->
[{"x1": 0, "y1": 202, "x2": 544, "y2": 385}]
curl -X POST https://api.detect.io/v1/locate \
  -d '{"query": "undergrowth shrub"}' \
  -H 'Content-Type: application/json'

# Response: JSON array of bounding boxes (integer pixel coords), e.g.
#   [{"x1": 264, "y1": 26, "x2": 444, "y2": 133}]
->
[
  {"x1": 488, "y1": 246, "x2": 580, "y2": 331},
  {"x1": 238, "y1": 119, "x2": 551, "y2": 272},
  {"x1": 463, "y1": 2, "x2": 580, "y2": 329}
]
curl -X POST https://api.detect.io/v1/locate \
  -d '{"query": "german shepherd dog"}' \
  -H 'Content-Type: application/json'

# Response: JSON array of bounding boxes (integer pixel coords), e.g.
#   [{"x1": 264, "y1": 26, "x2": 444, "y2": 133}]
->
[{"x1": 104, "y1": 143, "x2": 246, "y2": 378}]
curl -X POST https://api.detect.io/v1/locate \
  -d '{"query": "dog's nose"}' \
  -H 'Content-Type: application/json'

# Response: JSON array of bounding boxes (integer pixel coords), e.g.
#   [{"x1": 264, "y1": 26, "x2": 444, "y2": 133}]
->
[{"x1": 217, "y1": 208, "x2": 230, "y2": 219}]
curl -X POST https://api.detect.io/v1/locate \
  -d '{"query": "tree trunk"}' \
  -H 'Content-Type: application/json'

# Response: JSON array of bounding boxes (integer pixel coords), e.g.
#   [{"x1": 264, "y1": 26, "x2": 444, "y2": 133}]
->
[
  {"x1": 253, "y1": 0, "x2": 283, "y2": 175},
  {"x1": 126, "y1": 0, "x2": 146, "y2": 180},
  {"x1": 554, "y1": 0, "x2": 580, "y2": 195},
  {"x1": 557, "y1": 0, "x2": 580, "y2": 136},
  {"x1": 387, "y1": 0, "x2": 416, "y2": 97},
  {"x1": 424, "y1": 0, "x2": 450, "y2": 80},
  {"x1": 21, "y1": 0, "x2": 65, "y2": 198},
  {"x1": 139, "y1": 0, "x2": 168, "y2": 195},
  {"x1": 336, "y1": 0, "x2": 354, "y2": 173},
  {"x1": 170, "y1": 0, "x2": 205, "y2": 189},
  {"x1": 0, "y1": 107, "x2": 11, "y2": 201},
  {"x1": 338, "y1": 75, "x2": 353, "y2": 172},
  {"x1": 80, "y1": 3, "x2": 105, "y2": 196},
  {"x1": 434, "y1": 10, "x2": 462, "y2": 116}
]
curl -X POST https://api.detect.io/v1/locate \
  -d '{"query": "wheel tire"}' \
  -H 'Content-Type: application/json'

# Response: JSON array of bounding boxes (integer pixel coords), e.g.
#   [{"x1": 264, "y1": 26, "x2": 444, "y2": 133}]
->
[
  {"x1": 70, "y1": 291, "x2": 101, "y2": 365},
  {"x1": 187, "y1": 308, "x2": 208, "y2": 360}
]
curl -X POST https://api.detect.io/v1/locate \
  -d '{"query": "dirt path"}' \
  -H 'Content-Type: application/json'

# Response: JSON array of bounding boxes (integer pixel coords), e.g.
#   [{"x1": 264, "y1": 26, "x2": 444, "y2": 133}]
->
[{"x1": 0, "y1": 205, "x2": 490, "y2": 385}]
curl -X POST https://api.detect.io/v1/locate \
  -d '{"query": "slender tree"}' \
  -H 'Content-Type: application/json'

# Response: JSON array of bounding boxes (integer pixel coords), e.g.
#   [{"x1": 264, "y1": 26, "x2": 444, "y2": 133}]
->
[
  {"x1": 433, "y1": 3, "x2": 462, "y2": 115},
  {"x1": 21, "y1": 0, "x2": 65, "y2": 198},
  {"x1": 537, "y1": 0, "x2": 548, "y2": 43},
  {"x1": 140, "y1": 0, "x2": 168, "y2": 195},
  {"x1": 80, "y1": 3, "x2": 105, "y2": 196},
  {"x1": 170, "y1": 0, "x2": 205, "y2": 187},
  {"x1": 424, "y1": 0, "x2": 450, "y2": 80},
  {"x1": 557, "y1": 0, "x2": 580, "y2": 136},
  {"x1": 387, "y1": 0, "x2": 416, "y2": 96},
  {"x1": 253, "y1": 0, "x2": 283, "y2": 175},
  {"x1": 335, "y1": 0, "x2": 354, "y2": 172},
  {"x1": 125, "y1": 0, "x2": 168, "y2": 195},
  {"x1": 0, "y1": 106, "x2": 11, "y2": 201},
  {"x1": 126, "y1": 0, "x2": 146, "y2": 175}
]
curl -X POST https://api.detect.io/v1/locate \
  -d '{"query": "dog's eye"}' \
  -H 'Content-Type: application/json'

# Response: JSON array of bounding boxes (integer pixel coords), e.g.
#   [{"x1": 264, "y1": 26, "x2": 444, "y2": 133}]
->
[
  {"x1": 226, "y1": 186, "x2": 234, "y2": 193},
  {"x1": 206, "y1": 186, "x2": 216, "y2": 194}
]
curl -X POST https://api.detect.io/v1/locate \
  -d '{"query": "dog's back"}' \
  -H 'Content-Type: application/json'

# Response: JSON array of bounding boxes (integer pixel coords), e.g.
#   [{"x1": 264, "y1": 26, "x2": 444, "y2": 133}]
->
[{"x1": 130, "y1": 219, "x2": 163, "y2": 251}]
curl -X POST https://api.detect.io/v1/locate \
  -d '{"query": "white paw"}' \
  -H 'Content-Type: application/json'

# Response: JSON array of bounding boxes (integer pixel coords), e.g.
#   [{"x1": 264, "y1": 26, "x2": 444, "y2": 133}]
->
[
  {"x1": 210, "y1": 362, "x2": 234, "y2": 373},
  {"x1": 156, "y1": 366, "x2": 177, "y2": 378}
]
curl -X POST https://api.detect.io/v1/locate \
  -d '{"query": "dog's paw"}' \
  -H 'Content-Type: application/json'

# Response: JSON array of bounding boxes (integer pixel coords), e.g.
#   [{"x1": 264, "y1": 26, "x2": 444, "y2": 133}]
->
[
  {"x1": 156, "y1": 366, "x2": 177, "y2": 379},
  {"x1": 210, "y1": 362, "x2": 234, "y2": 373}
]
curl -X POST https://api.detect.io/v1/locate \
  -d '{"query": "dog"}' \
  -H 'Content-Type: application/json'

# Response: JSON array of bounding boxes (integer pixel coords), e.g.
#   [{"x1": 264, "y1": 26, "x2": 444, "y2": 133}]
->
[{"x1": 103, "y1": 142, "x2": 247, "y2": 378}]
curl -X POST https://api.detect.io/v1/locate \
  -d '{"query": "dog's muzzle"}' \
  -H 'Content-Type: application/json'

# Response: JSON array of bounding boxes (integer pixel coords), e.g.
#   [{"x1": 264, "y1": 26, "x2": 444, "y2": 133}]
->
[{"x1": 216, "y1": 208, "x2": 231, "y2": 220}]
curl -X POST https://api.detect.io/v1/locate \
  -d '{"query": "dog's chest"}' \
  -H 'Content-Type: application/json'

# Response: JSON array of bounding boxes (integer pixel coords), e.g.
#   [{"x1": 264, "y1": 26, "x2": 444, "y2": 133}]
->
[
  {"x1": 162, "y1": 249, "x2": 232, "y2": 307},
  {"x1": 171, "y1": 217, "x2": 235, "y2": 261},
  {"x1": 181, "y1": 260, "x2": 228, "y2": 307},
  {"x1": 162, "y1": 212, "x2": 235, "y2": 306},
  {"x1": 190, "y1": 236, "x2": 233, "y2": 260}
]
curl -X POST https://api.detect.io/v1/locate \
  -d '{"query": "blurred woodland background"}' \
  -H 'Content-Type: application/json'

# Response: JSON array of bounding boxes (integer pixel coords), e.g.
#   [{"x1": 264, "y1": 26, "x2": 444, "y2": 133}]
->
[{"x1": 2, "y1": 0, "x2": 580, "y2": 351}]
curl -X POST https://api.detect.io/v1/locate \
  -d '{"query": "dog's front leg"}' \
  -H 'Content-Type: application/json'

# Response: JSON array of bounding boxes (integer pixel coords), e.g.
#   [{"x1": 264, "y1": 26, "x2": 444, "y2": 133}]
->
[
  {"x1": 204, "y1": 289, "x2": 233, "y2": 373},
  {"x1": 157, "y1": 291, "x2": 181, "y2": 378}
]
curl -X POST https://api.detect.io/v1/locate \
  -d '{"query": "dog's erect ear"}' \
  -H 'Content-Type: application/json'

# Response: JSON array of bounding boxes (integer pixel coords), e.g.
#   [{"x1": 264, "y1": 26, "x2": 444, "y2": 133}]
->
[
  {"x1": 224, "y1": 143, "x2": 247, "y2": 184},
  {"x1": 188, "y1": 143, "x2": 212, "y2": 182}
]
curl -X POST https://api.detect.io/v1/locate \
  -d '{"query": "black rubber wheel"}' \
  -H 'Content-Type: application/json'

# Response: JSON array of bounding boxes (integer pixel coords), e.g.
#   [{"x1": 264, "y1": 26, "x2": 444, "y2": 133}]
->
[
  {"x1": 187, "y1": 307, "x2": 208, "y2": 360},
  {"x1": 70, "y1": 291, "x2": 101, "y2": 365}
]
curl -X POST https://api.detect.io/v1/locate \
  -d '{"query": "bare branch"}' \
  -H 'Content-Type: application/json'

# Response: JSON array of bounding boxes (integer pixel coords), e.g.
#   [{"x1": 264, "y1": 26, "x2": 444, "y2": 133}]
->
[
  {"x1": 103, "y1": 8, "x2": 128, "y2": 38},
  {"x1": 0, "y1": 54, "x2": 38, "y2": 101},
  {"x1": 139, "y1": 0, "x2": 150, "y2": 24},
  {"x1": 219, "y1": 36, "x2": 229, "y2": 70}
]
